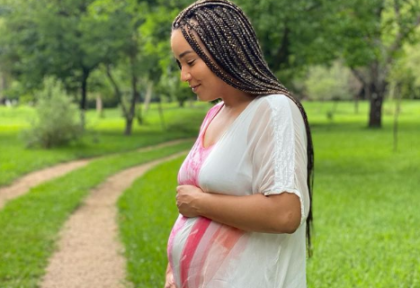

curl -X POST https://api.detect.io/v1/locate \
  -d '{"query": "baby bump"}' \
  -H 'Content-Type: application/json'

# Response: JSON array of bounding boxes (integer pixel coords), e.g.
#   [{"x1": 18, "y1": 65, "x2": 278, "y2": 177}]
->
[{"x1": 168, "y1": 216, "x2": 247, "y2": 288}]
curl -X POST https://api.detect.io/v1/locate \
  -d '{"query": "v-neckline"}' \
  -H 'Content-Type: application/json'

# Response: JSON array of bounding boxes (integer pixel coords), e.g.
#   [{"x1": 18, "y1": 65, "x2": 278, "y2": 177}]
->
[{"x1": 200, "y1": 99, "x2": 255, "y2": 149}]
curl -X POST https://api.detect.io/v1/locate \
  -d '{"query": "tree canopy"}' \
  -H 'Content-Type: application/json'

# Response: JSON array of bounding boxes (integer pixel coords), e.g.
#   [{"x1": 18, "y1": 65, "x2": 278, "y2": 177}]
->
[{"x1": 0, "y1": 0, "x2": 419, "y2": 131}]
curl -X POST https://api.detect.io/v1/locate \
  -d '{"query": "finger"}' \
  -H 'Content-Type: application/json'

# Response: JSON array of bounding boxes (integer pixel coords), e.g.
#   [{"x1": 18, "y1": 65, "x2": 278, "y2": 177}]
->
[{"x1": 164, "y1": 280, "x2": 176, "y2": 288}]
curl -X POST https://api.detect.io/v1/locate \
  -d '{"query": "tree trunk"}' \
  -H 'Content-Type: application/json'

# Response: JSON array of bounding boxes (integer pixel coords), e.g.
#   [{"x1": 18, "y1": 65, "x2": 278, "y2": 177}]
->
[
  {"x1": 125, "y1": 55, "x2": 141, "y2": 136},
  {"x1": 368, "y1": 61, "x2": 387, "y2": 128},
  {"x1": 368, "y1": 91, "x2": 384, "y2": 128},
  {"x1": 143, "y1": 81, "x2": 153, "y2": 114},
  {"x1": 157, "y1": 94, "x2": 166, "y2": 130},
  {"x1": 0, "y1": 73, "x2": 7, "y2": 100},
  {"x1": 178, "y1": 99, "x2": 185, "y2": 108},
  {"x1": 79, "y1": 68, "x2": 90, "y2": 129},
  {"x1": 393, "y1": 83, "x2": 402, "y2": 152},
  {"x1": 124, "y1": 117, "x2": 134, "y2": 135},
  {"x1": 105, "y1": 65, "x2": 128, "y2": 117},
  {"x1": 354, "y1": 93, "x2": 359, "y2": 114},
  {"x1": 96, "y1": 95, "x2": 103, "y2": 117}
]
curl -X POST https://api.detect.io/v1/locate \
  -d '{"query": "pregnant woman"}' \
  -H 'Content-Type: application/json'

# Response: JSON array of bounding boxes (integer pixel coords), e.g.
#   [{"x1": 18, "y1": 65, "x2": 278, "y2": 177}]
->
[{"x1": 166, "y1": 1, "x2": 314, "y2": 287}]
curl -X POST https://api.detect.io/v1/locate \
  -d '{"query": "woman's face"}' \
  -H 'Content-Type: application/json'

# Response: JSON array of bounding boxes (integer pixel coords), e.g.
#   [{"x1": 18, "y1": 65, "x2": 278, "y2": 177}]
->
[{"x1": 171, "y1": 29, "x2": 229, "y2": 102}]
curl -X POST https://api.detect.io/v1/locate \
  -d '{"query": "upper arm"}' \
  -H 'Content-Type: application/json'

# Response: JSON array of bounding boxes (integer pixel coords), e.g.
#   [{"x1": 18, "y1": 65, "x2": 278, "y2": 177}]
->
[
  {"x1": 248, "y1": 95, "x2": 309, "y2": 228},
  {"x1": 266, "y1": 192, "x2": 302, "y2": 233}
]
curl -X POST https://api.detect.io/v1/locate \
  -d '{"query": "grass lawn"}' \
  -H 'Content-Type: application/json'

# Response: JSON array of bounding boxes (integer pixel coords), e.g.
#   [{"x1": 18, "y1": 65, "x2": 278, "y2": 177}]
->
[
  {"x1": 0, "y1": 140, "x2": 193, "y2": 288},
  {"x1": 306, "y1": 100, "x2": 420, "y2": 287},
  {"x1": 0, "y1": 102, "x2": 209, "y2": 186},
  {"x1": 118, "y1": 99, "x2": 420, "y2": 287},
  {"x1": 118, "y1": 157, "x2": 184, "y2": 288}
]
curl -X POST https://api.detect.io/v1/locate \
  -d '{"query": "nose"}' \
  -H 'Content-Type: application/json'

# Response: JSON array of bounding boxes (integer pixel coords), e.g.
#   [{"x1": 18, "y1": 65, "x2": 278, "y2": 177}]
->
[{"x1": 180, "y1": 67, "x2": 191, "y2": 82}]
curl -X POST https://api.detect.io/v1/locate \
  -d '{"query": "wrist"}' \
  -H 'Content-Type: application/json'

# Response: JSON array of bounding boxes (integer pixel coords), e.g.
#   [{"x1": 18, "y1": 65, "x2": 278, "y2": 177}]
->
[{"x1": 196, "y1": 191, "x2": 210, "y2": 217}]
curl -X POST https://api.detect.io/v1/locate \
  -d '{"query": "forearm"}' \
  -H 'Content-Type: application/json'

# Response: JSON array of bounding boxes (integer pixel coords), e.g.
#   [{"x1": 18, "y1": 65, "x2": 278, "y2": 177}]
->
[{"x1": 196, "y1": 192, "x2": 301, "y2": 234}]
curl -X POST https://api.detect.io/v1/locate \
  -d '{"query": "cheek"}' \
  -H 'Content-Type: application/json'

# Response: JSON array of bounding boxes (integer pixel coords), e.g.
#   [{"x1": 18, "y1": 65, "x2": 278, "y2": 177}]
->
[{"x1": 211, "y1": 77, "x2": 225, "y2": 90}]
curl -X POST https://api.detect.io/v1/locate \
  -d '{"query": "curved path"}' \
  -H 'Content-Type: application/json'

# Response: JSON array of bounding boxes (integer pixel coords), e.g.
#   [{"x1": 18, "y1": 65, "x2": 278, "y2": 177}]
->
[
  {"x1": 40, "y1": 152, "x2": 186, "y2": 288},
  {"x1": 0, "y1": 160, "x2": 90, "y2": 210},
  {"x1": 0, "y1": 139, "x2": 188, "y2": 210}
]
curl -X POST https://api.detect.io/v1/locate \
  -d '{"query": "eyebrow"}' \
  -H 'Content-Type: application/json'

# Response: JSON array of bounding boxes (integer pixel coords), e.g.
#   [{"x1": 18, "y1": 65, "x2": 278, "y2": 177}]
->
[{"x1": 178, "y1": 50, "x2": 194, "y2": 59}]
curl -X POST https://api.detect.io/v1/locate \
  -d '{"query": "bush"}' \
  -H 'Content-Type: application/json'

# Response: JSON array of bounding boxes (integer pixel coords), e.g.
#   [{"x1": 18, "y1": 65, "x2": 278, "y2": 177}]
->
[
  {"x1": 22, "y1": 78, "x2": 82, "y2": 148},
  {"x1": 304, "y1": 61, "x2": 358, "y2": 101}
]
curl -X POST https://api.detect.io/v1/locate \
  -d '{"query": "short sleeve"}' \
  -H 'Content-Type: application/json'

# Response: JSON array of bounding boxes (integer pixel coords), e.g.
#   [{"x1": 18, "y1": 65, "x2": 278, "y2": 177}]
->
[{"x1": 249, "y1": 95, "x2": 309, "y2": 225}]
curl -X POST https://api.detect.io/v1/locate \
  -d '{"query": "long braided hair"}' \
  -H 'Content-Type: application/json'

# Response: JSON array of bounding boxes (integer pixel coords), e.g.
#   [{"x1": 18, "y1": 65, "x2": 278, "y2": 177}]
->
[{"x1": 172, "y1": 0, "x2": 314, "y2": 256}]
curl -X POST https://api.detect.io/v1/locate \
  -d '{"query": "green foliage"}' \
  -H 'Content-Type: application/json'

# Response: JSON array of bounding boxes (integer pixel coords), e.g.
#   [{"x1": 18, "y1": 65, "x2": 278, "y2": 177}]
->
[
  {"x1": 1, "y1": 0, "x2": 419, "y2": 129},
  {"x1": 0, "y1": 141, "x2": 192, "y2": 288},
  {"x1": 0, "y1": 0, "x2": 132, "y2": 112},
  {"x1": 237, "y1": 0, "x2": 333, "y2": 73},
  {"x1": 304, "y1": 61, "x2": 357, "y2": 101},
  {"x1": 86, "y1": 68, "x2": 119, "y2": 108},
  {"x1": 404, "y1": 43, "x2": 420, "y2": 89},
  {"x1": 140, "y1": 4, "x2": 196, "y2": 105},
  {"x1": 22, "y1": 78, "x2": 82, "y2": 148},
  {"x1": 156, "y1": 71, "x2": 195, "y2": 106},
  {"x1": 0, "y1": 80, "x2": 32, "y2": 102},
  {"x1": 388, "y1": 41, "x2": 420, "y2": 99}
]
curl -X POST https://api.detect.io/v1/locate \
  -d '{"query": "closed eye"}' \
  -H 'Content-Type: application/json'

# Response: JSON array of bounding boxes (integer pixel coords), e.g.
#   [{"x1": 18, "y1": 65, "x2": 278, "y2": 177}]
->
[{"x1": 174, "y1": 58, "x2": 196, "y2": 70}]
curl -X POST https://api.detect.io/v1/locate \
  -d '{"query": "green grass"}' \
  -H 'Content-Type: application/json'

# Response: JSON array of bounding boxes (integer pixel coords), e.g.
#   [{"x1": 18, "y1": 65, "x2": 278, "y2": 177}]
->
[
  {"x1": 118, "y1": 157, "x2": 184, "y2": 288},
  {"x1": 0, "y1": 102, "x2": 209, "y2": 186},
  {"x1": 0, "y1": 141, "x2": 193, "y2": 288},
  {"x1": 117, "y1": 100, "x2": 420, "y2": 287},
  {"x1": 1, "y1": 99, "x2": 419, "y2": 287},
  {"x1": 306, "y1": 102, "x2": 420, "y2": 287}
]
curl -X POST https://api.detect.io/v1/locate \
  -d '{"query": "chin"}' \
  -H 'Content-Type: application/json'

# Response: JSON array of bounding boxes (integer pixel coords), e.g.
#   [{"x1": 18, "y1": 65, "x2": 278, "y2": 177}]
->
[
  {"x1": 197, "y1": 94, "x2": 218, "y2": 102},
  {"x1": 196, "y1": 95, "x2": 207, "y2": 102}
]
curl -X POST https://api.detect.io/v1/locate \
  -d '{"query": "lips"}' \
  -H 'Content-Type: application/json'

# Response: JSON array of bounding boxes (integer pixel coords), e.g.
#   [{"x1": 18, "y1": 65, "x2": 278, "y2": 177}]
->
[{"x1": 190, "y1": 84, "x2": 200, "y2": 93}]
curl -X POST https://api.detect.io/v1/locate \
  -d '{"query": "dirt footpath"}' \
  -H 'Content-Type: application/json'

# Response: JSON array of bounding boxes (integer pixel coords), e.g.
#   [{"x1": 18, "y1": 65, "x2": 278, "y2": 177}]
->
[
  {"x1": 0, "y1": 160, "x2": 90, "y2": 210},
  {"x1": 40, "y1": 152, "x2": 186, "y2": 288},
  {"x1": 0, "y1": 139, "x2": 189, "y2": 210}
]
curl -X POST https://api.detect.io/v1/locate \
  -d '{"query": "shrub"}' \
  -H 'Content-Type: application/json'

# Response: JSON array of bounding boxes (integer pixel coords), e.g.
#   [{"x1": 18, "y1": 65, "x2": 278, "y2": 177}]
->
[
  {"x1": 22, "y1": 78, "x2": 82, "y2": 148},
  {"x1": 304, "y1": 61, "x2": 357, "y2": 101}
]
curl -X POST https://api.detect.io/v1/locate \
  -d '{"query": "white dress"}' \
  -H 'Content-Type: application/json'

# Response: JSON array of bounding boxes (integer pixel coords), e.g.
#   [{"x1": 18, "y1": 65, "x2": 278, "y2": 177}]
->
[{"x1": 167, "y1": 94, "x2": 310, "y2": 288}]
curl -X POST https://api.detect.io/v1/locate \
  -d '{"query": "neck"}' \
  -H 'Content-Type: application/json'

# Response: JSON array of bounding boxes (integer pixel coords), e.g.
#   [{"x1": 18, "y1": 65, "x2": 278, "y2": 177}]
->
[{"x1": 220, "y1": 87, "x2": 254, "y2": 109}]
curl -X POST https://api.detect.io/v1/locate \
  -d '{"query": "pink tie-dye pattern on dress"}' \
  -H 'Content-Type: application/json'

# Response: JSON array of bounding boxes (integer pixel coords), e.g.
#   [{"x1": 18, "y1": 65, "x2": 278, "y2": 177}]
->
[
  {"x1": 168, "y1": 103, "x2": 247, "y2": 288},
  {"x1": 167, "y1": 103, "x2": 223, "y2": 268}
]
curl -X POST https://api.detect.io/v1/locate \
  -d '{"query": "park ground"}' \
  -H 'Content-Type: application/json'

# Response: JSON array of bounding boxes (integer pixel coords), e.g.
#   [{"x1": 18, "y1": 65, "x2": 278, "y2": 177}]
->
[{"x1": 0, "y1": 100, "x2": 419, "y2": 288}]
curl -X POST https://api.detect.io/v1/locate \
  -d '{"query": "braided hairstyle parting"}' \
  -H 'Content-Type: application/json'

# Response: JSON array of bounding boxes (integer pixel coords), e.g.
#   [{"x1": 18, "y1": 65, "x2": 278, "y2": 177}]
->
[{"x1": 173, "y1": 0, "x2": 315, "y2": 256}]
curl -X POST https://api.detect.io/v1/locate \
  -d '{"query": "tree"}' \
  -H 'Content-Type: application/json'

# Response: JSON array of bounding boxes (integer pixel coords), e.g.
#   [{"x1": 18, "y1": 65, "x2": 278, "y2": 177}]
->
[
  {"x1": 237, "y1": 0, "x2": 333, "y2": 87},
  {"x1": 236, "y1": 0, "x2": 420, "y2": 127},
  {"x1": 0, "y1": 0, "x2": 128, "y2": 126},
  {"x1": 324, "y1": 0, "x2": 420, "y2": 127},
  {"x1": 140, "y1": 4, "x2": 195, "y2": 108}
]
